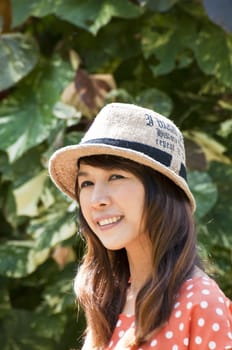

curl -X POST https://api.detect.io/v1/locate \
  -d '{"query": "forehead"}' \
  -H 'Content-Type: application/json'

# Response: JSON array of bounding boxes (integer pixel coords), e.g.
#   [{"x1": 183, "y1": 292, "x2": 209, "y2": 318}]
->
[
  {"x1": 78, "y1": 155, "x2": 130, "y2": 171},
  {"x1": 77, "y1": 163, "x2": 124, "y2": 177}
]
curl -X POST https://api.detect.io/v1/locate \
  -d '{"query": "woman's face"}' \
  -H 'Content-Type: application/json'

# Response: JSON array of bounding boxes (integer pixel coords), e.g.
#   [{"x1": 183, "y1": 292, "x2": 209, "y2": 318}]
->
[{"x1": 77, "y1": 163, "x2": 146, "y2": 250}]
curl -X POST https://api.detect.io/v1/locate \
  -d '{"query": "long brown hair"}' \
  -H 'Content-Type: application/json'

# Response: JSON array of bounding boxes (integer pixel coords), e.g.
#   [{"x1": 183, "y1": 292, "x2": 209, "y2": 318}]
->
[{"x1": 74, "y1": 155, "x2": 199, "y2": 348}]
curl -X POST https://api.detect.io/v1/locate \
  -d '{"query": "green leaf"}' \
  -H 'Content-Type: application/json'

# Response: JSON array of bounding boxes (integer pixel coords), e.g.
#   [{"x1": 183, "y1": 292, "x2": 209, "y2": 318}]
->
[
  {"x1": 0, "y1": 57, "x2": 71, "y2": 162},
  {"x1": 0, "y1": 33, "x2": 39, "y2": 92},
  {"x1": 190, "y1": 23, "x2": 232, "y2": 88},
  {"x1": 0, "y1": 241, "x2": 49, "y2": 278},
  {"x1": 11, "y1": 0, "x2": 143, "y2": 35},
  {"x1": 141, "y1": 13, "x2": 196, "y2": 75},
  {"x1": 38, "y1": 265, "x2": 75, "y2": 314},
  {"x1": 28, "y1": 202, "x2": 77, "y2": 251},
  {"x1": 135, "y1": 88, "x2": 173, "y2": 117},
  {"x1": 0, "y1": 278, "x2": 11, "y2": 318},
  {"x1": 0, "y1": 145, "x2": 47, "y2": 193},
  {"x1": 53, "y1": 0, "x2": 143, "y2": 35},
  {"x1": 206, "y1": 162, "x2": 232, "y2": 245},
  {"x1": 0, "y1": 309, "x2": 57, "y2": 350},
  {"x1": 217, "y1": 119, "x2": 232, "y2": 138},
  {"x1": 188, "y1": 171, "x2": 218, "y2": 220},
  {"x1": 76, "y1": 19, "x2": 141, "y2": 72}
]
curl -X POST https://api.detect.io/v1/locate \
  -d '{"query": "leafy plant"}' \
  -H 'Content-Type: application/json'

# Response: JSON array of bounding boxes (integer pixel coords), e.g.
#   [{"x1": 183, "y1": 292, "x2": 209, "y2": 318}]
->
[{"x1": 0, "y1": 0, "x2": 232, "y2": 348}]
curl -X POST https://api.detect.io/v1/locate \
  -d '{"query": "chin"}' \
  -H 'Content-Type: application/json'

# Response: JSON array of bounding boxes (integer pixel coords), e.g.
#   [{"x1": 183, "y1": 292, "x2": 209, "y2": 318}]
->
[{"x1": 101, "y1": 242, "x2": 125, "y2": 251}]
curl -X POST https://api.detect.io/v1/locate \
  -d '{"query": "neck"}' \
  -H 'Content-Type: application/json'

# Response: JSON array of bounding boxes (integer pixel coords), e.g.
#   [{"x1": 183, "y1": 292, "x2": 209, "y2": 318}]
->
[{"x1": 126, "y1": 233, "x2": 153, "y2": 293}]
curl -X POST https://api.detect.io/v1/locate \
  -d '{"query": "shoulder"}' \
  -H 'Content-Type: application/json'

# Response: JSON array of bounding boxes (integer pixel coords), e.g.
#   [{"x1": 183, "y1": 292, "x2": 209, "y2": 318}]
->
[
  {"x1": 176, "y1": 275, "x2": 231, "y2": 316},
  {"x1": 166, "y1": 276, "x2": 232, "y2": 349},
  {"x1": 178, "y1": 275, "x2": 231, "y2": 309}
]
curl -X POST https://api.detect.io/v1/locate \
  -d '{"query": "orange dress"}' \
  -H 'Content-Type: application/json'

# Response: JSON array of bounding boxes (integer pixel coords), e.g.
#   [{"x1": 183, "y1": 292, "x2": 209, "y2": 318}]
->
[{"x1": 106, "y1": 276, "x2": 232, "y2": 350}]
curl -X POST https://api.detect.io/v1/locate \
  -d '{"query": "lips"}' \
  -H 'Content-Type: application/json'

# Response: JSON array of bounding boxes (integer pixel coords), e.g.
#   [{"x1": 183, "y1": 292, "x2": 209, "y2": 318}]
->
[{"x1": 97, "y1": 216, "x2": 122, "y2": 227}]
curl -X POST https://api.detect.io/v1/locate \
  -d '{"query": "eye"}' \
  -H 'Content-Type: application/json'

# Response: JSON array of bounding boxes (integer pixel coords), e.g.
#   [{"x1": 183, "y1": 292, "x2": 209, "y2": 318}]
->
[
  {"x1": 79, "y1": 180, "x2": 93, "y2": 189},
  {"x1": 110, "y1": 174, "x2": 125, "y2": 181}
]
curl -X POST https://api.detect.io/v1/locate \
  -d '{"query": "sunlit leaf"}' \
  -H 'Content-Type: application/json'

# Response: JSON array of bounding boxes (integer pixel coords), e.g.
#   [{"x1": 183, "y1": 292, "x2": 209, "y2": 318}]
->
[
  {"x1": 28, "y1": 202, "x2": 77, "y2": 251},
  {"x1": 0, "y1": 241, "x2": 49, "y2": 278},
  {"x1": 13, "y1": 171, "x2": 47, "y2": 217},
  {"x1": 184, "y1": 131, "x2": 231, "y2": 165},
  {"x1": 52, "y1": 101, "x2": 82, "y2": 121},
  {"x1": 0, "y1": 33, "x2": 39, "y2": 91},
  {"x1": 217, "y1": 119, "x2": 232, "y2": 138}
]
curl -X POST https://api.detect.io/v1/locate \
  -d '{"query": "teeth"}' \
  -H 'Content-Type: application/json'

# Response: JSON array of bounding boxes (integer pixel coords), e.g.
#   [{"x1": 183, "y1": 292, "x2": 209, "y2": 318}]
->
[{"x1": 98, "y1": 216, "x2": 121, "y2": 226}]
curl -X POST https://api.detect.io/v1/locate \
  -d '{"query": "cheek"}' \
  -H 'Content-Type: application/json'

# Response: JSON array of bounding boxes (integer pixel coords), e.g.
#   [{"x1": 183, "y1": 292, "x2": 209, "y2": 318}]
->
[{"x1": 79, "y1": 194, "x2": 90, "y2": 220}]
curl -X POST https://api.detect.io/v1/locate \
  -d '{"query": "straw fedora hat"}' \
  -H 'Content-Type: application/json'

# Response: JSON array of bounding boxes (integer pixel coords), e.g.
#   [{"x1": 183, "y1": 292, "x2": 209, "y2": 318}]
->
[{"x1": 48, "y1": 103, "x2": 196, "y2": 211}]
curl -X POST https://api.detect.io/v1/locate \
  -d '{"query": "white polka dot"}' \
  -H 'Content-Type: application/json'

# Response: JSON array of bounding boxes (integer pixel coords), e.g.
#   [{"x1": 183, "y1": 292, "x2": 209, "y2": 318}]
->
[
  {"x1": 118, "y1": 330, "x2": 125, "y2": 338},
  {"x1": 165, "y1": 331, "x2": 173, "y2": 339},
  {"x1": 228, "y1": 331, "x2": 232, "y2": 340},
  {"x1": 179, "y1": 322, "x2": 184, "y2": 331},
  {"x1": 150, "y1": 339, "x2": 157, "y2": 347},
  {"x1": 218, "y1": 296, "x2": 224, "y2": 303},
  {"x1": 186, "y1": 302, "x2": 193, "y2": 309},
  {"x1": 216, "y1": 307, "x2": 223, "y2": 316},
  {"x1": 195, "y1": 336, "x2": 202, "y2": 344},
  {"x1": 174, "y1": 302, "x2": 180, "y2": 309},
  {"x1": 201, "y1": 289, "x2": 210, "y2": 295},
  {"x1": 175, "y1": 310, "x2": 182, "y2": 318},
  {"x1": 186, "y1": 284, "x2": 193, "y2": 290},
  {"x1": 109, "y1": 340, "x2": 113, "y2": 348},
  {"x1": 116, "y1": 319, "x2": 122, "y2": 327},
  {"x1": 212, "y1": 323, "x2": 220, "y2": 331},
  {"x1": 187, "y1": 292, "x2": 194, "y2": 298},
  {"x1": 172, "y1": 345, "x2": 178, "y2": 350},
  {"x1": 202, "y1": 280, "x2": 210, "y2": 285},
  {"x1": 183, "y1": 338, "x2": 189, "y2": 346},
  {"x1": 208, "y1": 341, "x2": 216, "y2": 349},
  {"x1": 200, "y1": 301, "x2": 208, "y2": 309},
  {"x1": 198, "y1": 318, "x2": 205, "y2": 327}
]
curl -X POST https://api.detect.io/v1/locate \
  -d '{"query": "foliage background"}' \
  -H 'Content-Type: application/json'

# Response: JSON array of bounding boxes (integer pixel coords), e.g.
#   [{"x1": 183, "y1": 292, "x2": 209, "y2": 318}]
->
[{"x1": 0, "y1": 0, "x2": 232, "y2": 349}]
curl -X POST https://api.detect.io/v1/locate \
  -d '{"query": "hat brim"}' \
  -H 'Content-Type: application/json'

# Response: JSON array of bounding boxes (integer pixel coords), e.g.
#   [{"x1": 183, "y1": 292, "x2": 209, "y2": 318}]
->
[{"x1": 48, "y1": 143, "x2": 196, "y2": 211}]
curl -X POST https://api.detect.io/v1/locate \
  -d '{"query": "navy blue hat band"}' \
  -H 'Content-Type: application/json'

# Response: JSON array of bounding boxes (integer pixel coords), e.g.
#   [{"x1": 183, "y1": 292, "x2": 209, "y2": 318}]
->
[{"x1": 83, "y1": 138, "x2": 187, "y2": 180}]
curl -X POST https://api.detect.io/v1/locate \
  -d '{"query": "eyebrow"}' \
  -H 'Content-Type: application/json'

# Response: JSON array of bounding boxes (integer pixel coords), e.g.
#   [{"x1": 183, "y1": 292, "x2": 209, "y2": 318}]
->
[{"x1": 77, "y1": 171, "x2": 89, "y2": 178}]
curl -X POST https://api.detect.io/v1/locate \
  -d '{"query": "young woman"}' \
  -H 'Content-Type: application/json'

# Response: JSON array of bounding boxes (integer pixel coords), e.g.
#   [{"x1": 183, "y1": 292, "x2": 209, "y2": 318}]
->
[{"x1": 49, "y1": 103, "x2": 232, "y2": 350}]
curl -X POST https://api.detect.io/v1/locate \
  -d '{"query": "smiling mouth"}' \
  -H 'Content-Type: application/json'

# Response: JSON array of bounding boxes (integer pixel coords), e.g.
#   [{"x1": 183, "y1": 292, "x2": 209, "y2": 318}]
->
[{"x1": 98, "y1": 216, "x2": 122, "y2": 227}]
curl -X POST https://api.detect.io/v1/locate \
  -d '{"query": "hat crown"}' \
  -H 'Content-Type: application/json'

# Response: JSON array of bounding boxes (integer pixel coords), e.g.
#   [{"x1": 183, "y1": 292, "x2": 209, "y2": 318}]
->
[{"x1": 81, "y1": 103, "x2": 186, "y2": 178}]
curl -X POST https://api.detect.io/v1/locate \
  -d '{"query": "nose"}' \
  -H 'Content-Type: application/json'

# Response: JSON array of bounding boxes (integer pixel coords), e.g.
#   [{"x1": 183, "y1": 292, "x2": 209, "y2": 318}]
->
[{"x1": 90, "y1": 183, "x2": 111, "y2": 209}]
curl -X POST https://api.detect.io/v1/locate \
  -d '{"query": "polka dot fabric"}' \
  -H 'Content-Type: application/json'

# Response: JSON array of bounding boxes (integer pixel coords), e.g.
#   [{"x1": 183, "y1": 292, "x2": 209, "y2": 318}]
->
[{"x1": 105, "y1": 276, "x2": 232, "y2": 350}]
